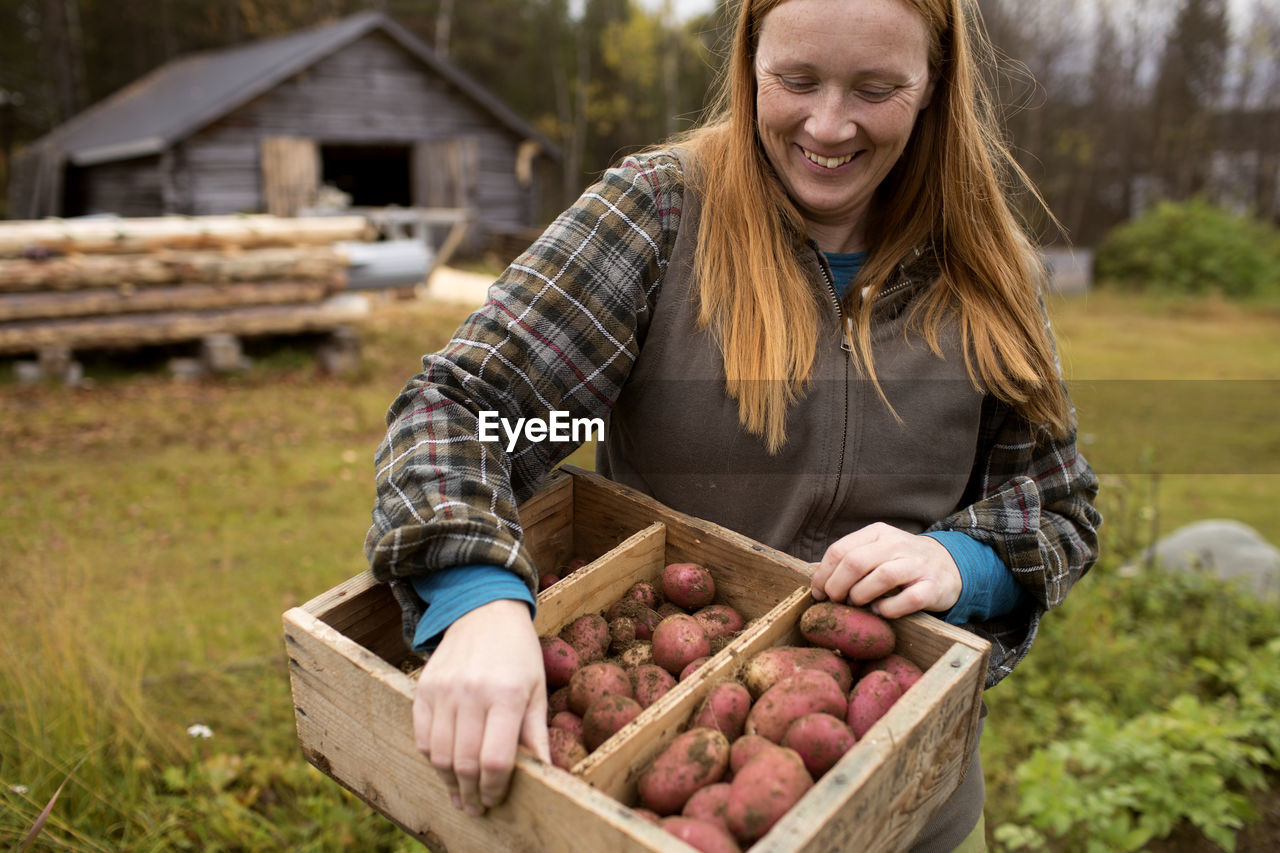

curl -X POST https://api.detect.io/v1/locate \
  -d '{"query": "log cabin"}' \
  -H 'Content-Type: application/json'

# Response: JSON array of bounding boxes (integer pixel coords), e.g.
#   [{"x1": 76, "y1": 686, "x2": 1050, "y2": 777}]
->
[{"x1": 7, "y1": 11, "x2": 561, "y2": 250}]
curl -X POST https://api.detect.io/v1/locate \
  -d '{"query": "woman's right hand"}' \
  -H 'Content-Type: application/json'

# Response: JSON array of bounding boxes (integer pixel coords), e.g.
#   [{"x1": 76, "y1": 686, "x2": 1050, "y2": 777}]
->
[{"x1": 413, "y1": 599, "x2": 550, "y2": 816}]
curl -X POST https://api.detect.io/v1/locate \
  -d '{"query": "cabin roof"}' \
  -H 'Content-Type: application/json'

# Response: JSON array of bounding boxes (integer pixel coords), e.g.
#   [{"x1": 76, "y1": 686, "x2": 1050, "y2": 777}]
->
[{"x1": 40, "y1": 11, "x2": 559, "y2": 167}]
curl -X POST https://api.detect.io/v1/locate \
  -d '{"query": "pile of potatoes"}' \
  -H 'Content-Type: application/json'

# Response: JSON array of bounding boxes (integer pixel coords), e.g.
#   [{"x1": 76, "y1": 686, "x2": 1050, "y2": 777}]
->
[
  {"x1": 629, "y1": 601, "x2": 923, "y2": 852},
  {"x1": 540, "y1": 562, "x2": 751, "y2": 769}
]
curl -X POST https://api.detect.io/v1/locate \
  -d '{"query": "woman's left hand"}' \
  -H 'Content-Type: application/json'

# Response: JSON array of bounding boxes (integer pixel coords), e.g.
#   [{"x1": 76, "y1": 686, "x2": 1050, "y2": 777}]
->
[{"x1": 811, "y1": 523, "x2": 962, "y2": 619}]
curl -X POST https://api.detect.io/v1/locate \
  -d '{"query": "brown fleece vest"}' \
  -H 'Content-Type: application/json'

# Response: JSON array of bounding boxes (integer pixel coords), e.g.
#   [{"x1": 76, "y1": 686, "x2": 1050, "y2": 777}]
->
[{"x1": 596, "y1": 154, "x2": 985, "y2": 564}]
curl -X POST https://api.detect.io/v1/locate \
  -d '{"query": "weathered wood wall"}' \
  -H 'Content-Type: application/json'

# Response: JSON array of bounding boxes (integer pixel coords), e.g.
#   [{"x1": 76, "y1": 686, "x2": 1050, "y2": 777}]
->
[{"x1": 71, "y1": 32, "x2": 535, "y2": 243}]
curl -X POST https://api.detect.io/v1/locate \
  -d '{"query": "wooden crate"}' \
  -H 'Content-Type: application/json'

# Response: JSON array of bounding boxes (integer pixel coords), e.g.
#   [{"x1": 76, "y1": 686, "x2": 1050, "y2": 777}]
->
[{"x1": 283, "y1": 466, "x2": 991, "y2": 852}]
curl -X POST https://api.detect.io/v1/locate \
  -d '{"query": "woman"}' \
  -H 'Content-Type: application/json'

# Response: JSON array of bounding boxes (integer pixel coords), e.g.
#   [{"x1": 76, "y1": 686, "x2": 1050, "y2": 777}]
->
[{"x1": 365, "y1": 0, "x2": 1101, "y2": 848}]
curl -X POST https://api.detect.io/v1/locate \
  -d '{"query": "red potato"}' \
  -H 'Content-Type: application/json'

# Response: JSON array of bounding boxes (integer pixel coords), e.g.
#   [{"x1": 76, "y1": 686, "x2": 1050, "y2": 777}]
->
[
  {"x1": 621, "y1": 580, "x2": 663, "y2": 610},
  {"x1": 540, "y1": 636, "x2": 581, "y2": 688},
  {"x1": 746, "y1": 670, "x2": 848, "y2": 743},
  {"x1": 741, "y1": 645, "x2": 854, "y2": 698},
  {"x1": 724, "y1": 747, "x2": 814, "y2": 843},
  {"x1": 864, "y1": 653, "x2": 925, "y2": 692},
  {"x1": 549, "y1": 710, "x2": 583, "y2": 739},
  {"x1": 680, "y1": 656, "x2": 712, "y2": 681},
  {"x1": 693, "y1": 604, "x2": 746, "y2": 641},
  {"x1": 538, "y1": 572, "x2": 560, "y2": 591},
  {"x1": 691, "y1": 682, "x2": 752, "y2": 741},
  {"x1": 583, "y1": 694, "x2": 643, "y2": 751},
  {"x1": 548, "y1": 726, "x2": 588, "y2": 770},
  {"x1": 782, "y1": 713, "x2": 857, "y2": 779},
  {"x1": 633, "y1": 808, "x2": 662, "y2": 825},
  {"x1": 637, "y1": 727, "x2": 731, "y2": 815},
  {"x1": 661, "y1": 816, "x2": 742, "y2": 853},
  {"x1": 606, "y1": 601, "x2": 662, "y2": 641},
  {"x1": 547, "y1": 686, "x2": 571, "y2": 717},
  {"x1": 729, "y1": 734, "x2": 782, "y2": 774},
  {"x1": 682, "y1": 782, "x2": 732, "y2": 831},
  {"x1": 657, "y1": 601, "x2": 686, "y2": 619},
  {"x1": 561, "y1": 613, "x2": 611, "y2": 664},
  {"x1": 846, "y1": 670, "x2": 904, "y2": 738},
  {"x1": 633, "y1": 663, "x2": 678, "y2": 708},
  {"x1": 662, "y1": 562, "x2": 717, "y2": 610},
  {"x1": 568, "y1": 661, "x2": 633, "y2": 716},
  {"x1": 563, "y1": 557, "x2": 588, "y2": 573},
  {"x1": 799, "y1": 602, "x2": 895, "y2": 660},
  {"x1": 652, "y1": 614, "x2": 712, "y2": 676}
]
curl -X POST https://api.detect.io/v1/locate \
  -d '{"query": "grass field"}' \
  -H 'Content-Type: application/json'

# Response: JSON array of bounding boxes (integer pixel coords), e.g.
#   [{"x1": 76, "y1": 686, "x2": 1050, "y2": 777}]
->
[{"x1": 1, "y1": 286, "x2": 1277, "y2": 850}]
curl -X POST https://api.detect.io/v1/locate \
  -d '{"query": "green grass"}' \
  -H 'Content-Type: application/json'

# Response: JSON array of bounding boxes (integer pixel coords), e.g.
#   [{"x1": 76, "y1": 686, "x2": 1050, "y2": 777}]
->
[{"x1": 1, "y1": 289, "x2": 1278, "y2": 850}]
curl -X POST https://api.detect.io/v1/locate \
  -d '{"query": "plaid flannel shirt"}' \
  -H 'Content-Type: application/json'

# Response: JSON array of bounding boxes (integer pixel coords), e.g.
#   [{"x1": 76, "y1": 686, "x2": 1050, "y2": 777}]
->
[{"x1": 365, "y1": 151, "x2": 1101, "y2": 689}]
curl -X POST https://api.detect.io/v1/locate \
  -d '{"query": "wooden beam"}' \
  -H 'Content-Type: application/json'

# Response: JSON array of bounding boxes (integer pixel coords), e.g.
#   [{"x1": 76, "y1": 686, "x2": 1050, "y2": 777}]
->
[
  {"x1": 0, "y1": 297, "x2": 369, "y2": 354},
  {"x1": 0, "y1": 247, "x2": 349, "y2": 292},
  {"x1": 0, "y1": 215, "x2": 373, "y2": 258},
  {"x1": 0, "y1": 281, "x2": 334, "y2": 323}
]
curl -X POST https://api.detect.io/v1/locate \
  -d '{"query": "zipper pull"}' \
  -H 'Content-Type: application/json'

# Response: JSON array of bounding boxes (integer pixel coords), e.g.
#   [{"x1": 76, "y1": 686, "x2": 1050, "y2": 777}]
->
[{"x1": 841, "y1": 317, "x2": 854, "y2": 353}]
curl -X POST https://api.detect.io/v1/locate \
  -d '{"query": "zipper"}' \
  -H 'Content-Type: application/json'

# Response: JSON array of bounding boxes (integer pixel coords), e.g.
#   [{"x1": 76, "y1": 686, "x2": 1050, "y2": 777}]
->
[
  {"x1": 811, "y1": 244, "x2": 851, "y2": 545},
  {"x1": 808, "y1": 247, "x2": 918, "y2": 553},
  {"x1": 812, "y1": 245, "x2": 853, "y2": 354}
]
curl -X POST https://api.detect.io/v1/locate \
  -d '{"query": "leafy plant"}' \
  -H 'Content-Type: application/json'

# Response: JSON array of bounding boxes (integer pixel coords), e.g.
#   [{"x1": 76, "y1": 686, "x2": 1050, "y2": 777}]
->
[
  {"x1": 1094, "y1": 199, "x2": 1280, "y2": 298},
  {"x1": 993, "y1": 640, "x2": 1280, "y2": 852}
]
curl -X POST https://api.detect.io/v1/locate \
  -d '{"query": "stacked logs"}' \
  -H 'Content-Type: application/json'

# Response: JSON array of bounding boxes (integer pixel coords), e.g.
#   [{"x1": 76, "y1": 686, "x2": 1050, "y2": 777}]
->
[{"x1": 0, "y1": 215, "x2": 376, "y2": 372}]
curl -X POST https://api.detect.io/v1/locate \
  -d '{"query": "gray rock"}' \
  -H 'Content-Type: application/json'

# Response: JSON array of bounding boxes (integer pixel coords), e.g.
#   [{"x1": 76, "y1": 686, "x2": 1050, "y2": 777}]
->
[{"x1": 1147, "y1": 519, "x2": 1280, "y2": 598}]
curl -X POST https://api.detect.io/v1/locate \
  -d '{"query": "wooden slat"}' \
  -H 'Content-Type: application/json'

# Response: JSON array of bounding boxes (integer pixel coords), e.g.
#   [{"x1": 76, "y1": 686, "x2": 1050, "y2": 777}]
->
[
  {"x1": 518, "y1": 469, "x2": 575, "y2": 572},
  {"x1": 260, "y1": 137, "x2": 320, "y2": 217},
  {"x1": 299, "y1": 570, "x2": 413, "y2": 670},
  {"x1": 0, "y1": 281, "x2": 333, "y2": 322},
  {"x1": 0, "y1": 247, "x2": 349, "y2": 292},
  {"x1": 284, "y1": 606, "x2": 689, "y2": 853},
  {"x1": 533, "y1": 523, "x2": 667, "y2": 636},
  {"x1": 0, "y1": 297, "x2": 368, "y2": 354},
  {"x1": 0, "y1": 215, "x2": 373, "y2": 258}
]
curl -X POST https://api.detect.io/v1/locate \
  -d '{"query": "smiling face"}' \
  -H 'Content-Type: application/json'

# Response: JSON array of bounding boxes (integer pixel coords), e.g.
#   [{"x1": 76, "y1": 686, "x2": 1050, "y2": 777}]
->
[{"x1": 754, "y1": 0, "x2": 935, "y2": 252}]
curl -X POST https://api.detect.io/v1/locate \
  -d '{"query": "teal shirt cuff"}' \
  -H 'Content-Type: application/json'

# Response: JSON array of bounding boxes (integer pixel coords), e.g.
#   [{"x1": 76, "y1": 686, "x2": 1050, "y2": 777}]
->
[
  {"x1": 921, "y1": 531, "x2": 1030, "y2": 624},
  {"x1": 410, "y1": 565, "x2": 536, "y2": 652}
]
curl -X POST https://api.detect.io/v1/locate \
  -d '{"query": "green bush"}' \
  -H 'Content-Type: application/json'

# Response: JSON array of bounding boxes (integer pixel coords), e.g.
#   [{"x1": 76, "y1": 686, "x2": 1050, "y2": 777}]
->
[{"x1": 1094, "y1": 199, "x2": 1280, "y2": 297}]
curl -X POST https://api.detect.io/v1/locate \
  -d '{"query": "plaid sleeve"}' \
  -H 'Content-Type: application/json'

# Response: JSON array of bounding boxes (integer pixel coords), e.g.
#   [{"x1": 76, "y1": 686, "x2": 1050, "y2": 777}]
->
[
  {"x1": 364, "y1": 152, "x2": 685, "y2": 641},
  {"x1": 928, "y1": 302, "x2": 1102, "y2": 688}
]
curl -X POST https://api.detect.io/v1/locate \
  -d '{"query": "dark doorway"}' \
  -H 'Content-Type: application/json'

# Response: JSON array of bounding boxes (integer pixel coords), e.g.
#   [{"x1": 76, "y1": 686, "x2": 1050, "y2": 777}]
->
[{"x1": 320, "y1": 144, "x2": 412, "y2": 206}]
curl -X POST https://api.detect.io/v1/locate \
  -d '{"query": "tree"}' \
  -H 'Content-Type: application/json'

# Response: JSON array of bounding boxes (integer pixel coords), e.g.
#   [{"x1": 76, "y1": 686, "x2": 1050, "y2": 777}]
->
[{"x1": 1150, "y1": 0, "x2": 1230, "y2": 199}]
